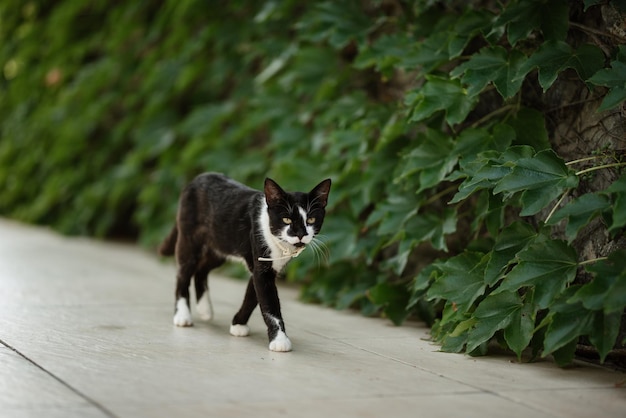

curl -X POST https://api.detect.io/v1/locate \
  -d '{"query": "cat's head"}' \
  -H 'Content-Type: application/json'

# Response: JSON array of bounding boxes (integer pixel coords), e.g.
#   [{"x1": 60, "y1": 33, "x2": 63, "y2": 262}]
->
[{"x1": 264, "y1": 178, "x2": 331, "y2": 248}]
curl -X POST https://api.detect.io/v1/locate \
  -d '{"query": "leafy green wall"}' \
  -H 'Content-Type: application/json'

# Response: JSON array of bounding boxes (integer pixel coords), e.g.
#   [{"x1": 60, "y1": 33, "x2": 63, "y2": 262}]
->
[{"x1": 2, "y1": 0, "x2": 625, "y2": 365}]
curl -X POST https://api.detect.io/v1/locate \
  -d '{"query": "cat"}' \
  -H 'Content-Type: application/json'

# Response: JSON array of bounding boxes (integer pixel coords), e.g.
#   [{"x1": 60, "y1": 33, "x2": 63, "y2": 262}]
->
[{"x1": 158, "y1": 172, "x2": 331, "y2": 352}]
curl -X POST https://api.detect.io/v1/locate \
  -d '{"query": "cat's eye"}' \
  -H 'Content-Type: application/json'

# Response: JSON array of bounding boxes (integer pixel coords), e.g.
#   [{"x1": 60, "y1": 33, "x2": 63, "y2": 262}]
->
[
  {"x1": 306, "y1": 217, "x2": 316, "y2": 224},
  {"x1": 282, "y1": 218, "x2": 292, "y2": 225}
]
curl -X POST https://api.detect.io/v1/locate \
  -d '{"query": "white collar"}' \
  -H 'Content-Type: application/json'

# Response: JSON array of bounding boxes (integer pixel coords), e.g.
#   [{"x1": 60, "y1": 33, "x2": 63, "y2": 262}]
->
[{"x1": 258, "y1": 234, "x2": 306, "y2": 262}]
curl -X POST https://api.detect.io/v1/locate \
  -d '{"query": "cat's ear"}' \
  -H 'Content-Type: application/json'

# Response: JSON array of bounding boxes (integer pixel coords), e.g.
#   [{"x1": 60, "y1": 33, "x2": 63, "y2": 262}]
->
[
  {"x1": 264, "y1": 178, "x2": 286, "y2": 207},
  {"x1": 310, "y1": 178, "x2": 331, "y2": 208}
]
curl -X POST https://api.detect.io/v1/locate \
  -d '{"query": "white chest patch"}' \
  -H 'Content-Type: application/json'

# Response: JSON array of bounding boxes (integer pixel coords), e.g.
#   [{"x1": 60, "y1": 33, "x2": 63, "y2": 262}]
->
[{"x1": 258, "y1": 200, "x2": 299, "y2": 271}]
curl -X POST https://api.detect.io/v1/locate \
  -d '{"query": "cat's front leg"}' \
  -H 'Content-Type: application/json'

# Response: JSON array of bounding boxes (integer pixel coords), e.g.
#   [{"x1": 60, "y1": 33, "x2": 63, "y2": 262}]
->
[
  {"x1": 253, "y1": 266, "x2": 292, "y2": 352},
  {"x1": 265, "y1": 314, "x2": 292, "y2": 352},
  {"x1": 173, "y1": 297, "x2": 193, "y2": 327}
]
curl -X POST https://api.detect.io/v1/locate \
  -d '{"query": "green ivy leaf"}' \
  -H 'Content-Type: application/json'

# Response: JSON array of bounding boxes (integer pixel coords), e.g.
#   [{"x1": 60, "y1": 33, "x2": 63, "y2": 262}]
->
[
  {"x1": 405, "y1": 31, "x2": 452, "y2": 73},
  {"x1": 426, "y1": 251, "x2": 487, "y2": 313},
  {"x1": 322, "y1": 213, "x2": 364, "y2": 263},
  {"x1": 497, "y1": 0, "x2": 569, "y2": 46},
  {"x1": 368, "y1": 282, "x2": 411, "y2": 326},
  {"x1": 603, "y1": 173, "x2": 626, "y2": 232},
  {"x1": 541, "y1": 287, "x2": 593, "y2": 359},
  {"x1": 465, "y1": 290, "x2": 536, "y2": 360},
  {"x1": 485, "y1": 221, "x2": 538, "y2": 285},
  {"x1": 403, "y1": 209, "x2": 457, "y2": 252},
  {"x1": 417, "y1": 160, "x2": 459, "y2": 194},
  {"x1": 587, "y1": 49, "x2": 626, "y2": 111},
  {"x1": 547, "y1": 193, "x2": 611, "y2": 242},
  {"x1": 465, "y1": 291, "x2": 520, "y2": 353},
  {"x1": 296, "y1": 1, "x2": 376, "y2": 49},
  {"x1": 453, "y1": 127, "x2": 509, "y2": 163},
  {"x1": 447, "y1": 9, "x2": 494, "y2": 58},
  {"x1": 381, "y1": 238, "x2": 414, "y2": 276},
  {"x1": 504, "y1": 295, "x2": 537, "y2": 360},
  {"x1": 178, "y1": 102, "x2": 235, "y2": 137},
  {"x1": 450, "y1": 146, "x2": 535, "y2": 204},
  {"x1": 572, "y1": 250, "x2": 626, "y2": 313},
  {"x1": 569, "y1": 273, "x2": 614, "y2": 312},
  {"x1": 408, "y1": 264, "x2": 440, "y2": 309},
  {"x1": 372, "y1": 192, "x2": 421, "y2": 237},
  {"x1": 450, "y1": 318, "x2": 476, "y2": 338},
  {"x1": 518, "y1": 41, "x2": 605, "y2": 91},
  {"x1": 440, "y1": 330, "x2": 469, "y2": 353},
  {"x1": 551, "y1": 339, "x2": 578, "y2": 367},
  {"x1": 495, "y1": 239, "x2": 578, "y2": 309},
  {"x1": 481, "y1": 192, "x2": 506, "y2": 238},
  {"x1": 405, "y1": 75, "x2": 478, "y2": 125},
  {"x1": 506, "y1": 108, "x2": 550, "y2": 151},
  {"x1": 449, "y1": 162, "x2": 510, "y2": 204},
  {"x1": 354, "y1": 33, "x2": 416, "y2": 75},
  {"x1": 450, "y1": 46, "x2": 526, "y2": 98},
  {"x1": 588, "y1": 310, "x2": 621, "y2": 363},
  {"x1": 494, "y1": 149, "x2": 579, "y2": 216},
  {"x1": 396, "y1": 129, "x2": 457, "y2": 192},
  {"x1": 598, "y1": 86, "x2": 626, "y2": 112},
  {"x1": 571, "y1": 44, "x2": 608, "y2": 81},
  {"x1": 583, "y1": 0, "x2": 603, "y2": 10}
]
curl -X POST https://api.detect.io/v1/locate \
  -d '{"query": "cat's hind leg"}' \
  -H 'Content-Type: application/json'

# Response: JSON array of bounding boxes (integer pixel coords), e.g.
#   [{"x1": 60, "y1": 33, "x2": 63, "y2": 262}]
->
[
  {"x1": 174, "y1": 263, "x2": 195, "y2": 327},
  {"x1": 195, "y1": 266, "x2": 213, "y2": 321},
  {"x1": 173, "y1": 237, "x2": 198, "y2": 327},
  {"x1": 194, "y1": 255, "x2": 224, "y2": 321},
  {"x1": 230, "y1": 277, "x2": 257, "y2": 337}
]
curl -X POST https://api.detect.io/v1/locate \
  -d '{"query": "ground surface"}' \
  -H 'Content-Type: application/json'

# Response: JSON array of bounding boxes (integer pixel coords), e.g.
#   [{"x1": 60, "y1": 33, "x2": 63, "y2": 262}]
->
[{"x1": 1, "y1": 218, "x2": 625, "y2": 418}]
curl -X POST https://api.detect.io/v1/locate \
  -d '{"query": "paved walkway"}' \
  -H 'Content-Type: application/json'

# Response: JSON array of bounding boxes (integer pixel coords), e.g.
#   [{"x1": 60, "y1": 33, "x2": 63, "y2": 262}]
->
[{"x1": 1, "y1": 218, "x2": 624, "y2": 418}]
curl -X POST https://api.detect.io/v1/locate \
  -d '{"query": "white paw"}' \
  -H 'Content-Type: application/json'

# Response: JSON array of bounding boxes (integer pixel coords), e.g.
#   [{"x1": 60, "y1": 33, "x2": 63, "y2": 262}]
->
[
  {"x1": 269, "y1": 331, "x2": 292, "y2": 352},
  {"x1": 230, "y1": 324, "x2": 250, "y2": 337},
  {"x1": 173, "y1": 298, "x2": 193, "y2": 327},
  {"x1": 196, "y1": 292, "x2": 213, "y2": 321}
]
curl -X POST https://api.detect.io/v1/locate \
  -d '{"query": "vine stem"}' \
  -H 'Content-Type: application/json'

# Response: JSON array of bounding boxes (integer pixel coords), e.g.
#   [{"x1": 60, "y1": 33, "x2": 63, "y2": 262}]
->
[
  {"x1": 470, "y1": 104, "x2": 515, "y2": 129},
  {"x1": 570, "y1": 21, "x2": 626, "y2": 42},
  {"x1": 575, "y1": 162, "x2": 626, "y2": 176},
  {"x1": 566, "y1": 156, "x2": 602, "y2": 166},
  {"x1": 579, "y1": 257, "x2": 609, "y2": 266},
  {"x1": 547, "y1": 161, "x2": 626, "y2": 222},
  {"x1": 545, "y1": 190, "x2": 569, "y2": 223},
  {"x1": 425, "y1": 185, "x2": 459, "y2": 206}
]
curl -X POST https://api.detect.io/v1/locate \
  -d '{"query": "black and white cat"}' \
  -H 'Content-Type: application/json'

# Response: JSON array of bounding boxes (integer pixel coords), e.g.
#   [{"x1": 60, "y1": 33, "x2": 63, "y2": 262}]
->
[{"x1": 159, "y1": 173, "x2": 331, "y2": 352}]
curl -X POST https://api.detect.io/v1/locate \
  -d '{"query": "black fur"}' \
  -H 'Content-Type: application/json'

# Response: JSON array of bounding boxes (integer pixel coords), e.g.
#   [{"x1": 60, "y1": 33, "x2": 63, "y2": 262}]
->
[{"x1": 159, "y1": 172, "x2": 331, "y2": 350}]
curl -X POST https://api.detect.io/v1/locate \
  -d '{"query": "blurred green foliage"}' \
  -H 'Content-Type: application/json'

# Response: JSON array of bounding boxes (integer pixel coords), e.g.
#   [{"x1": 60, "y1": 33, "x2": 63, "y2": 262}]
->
[{"x1": 1, "y1": 0, "x2": 625, "y2": 365}]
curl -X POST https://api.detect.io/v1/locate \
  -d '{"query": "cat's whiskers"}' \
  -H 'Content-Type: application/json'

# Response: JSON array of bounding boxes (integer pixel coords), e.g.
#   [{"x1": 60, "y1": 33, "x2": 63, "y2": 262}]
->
[{"x1": 308, "y1": 235, "x2": 330, "y2": 267}]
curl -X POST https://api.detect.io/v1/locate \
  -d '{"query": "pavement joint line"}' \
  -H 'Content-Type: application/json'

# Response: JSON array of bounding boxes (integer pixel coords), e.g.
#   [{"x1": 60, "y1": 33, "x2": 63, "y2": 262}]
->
[
  {"x1": 336, "y1": 340, "x2": 513, "y2": 391},
  {"x1": 0, "y1": 337, "x2": 119, "y2": 418},
  {"x1": 335, "y1": 339, "x2": 570, "y2": 418}
]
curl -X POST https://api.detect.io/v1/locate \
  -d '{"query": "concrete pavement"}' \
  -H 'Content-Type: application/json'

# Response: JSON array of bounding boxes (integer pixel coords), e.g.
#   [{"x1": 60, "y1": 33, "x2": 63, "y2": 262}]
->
[{"x1": 1, "y1": 218, "x2": 624, "y2": 418}]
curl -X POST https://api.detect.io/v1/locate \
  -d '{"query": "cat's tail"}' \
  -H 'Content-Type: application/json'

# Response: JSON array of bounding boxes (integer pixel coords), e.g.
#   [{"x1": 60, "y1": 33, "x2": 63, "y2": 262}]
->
[{"x1": 158, "y1": 225, "x2": 178, "y2": 257}]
